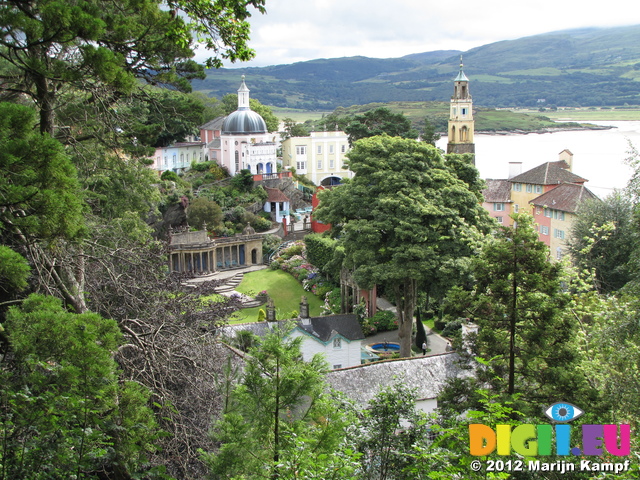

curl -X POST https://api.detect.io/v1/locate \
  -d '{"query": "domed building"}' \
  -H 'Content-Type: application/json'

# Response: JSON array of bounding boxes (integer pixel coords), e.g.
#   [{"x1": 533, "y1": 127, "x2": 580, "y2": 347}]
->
[{"x1": 202, "y1": 76, "x2": 278, "y2": 176}]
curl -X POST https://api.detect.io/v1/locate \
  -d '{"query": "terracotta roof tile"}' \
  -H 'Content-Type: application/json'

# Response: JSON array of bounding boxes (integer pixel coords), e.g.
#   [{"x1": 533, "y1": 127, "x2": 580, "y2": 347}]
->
[
  {"x1": 510, "y1": 161, "x2": 587, "y2": 185},
  {"x1": 482, "y1": 179, "x2": 513, "y2": 202},
  {"x1": 530, "y1": 183, "x2": 598, "y2": 213},
  {"x1": 265, "y1": 187, "x2": 290, "y2": 203}
]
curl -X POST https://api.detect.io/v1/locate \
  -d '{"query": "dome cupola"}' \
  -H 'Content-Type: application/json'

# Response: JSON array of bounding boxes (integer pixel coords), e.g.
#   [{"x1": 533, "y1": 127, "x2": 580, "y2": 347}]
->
[{"x1": 222, "y1": 76, "x2": 268, "y2": 135}]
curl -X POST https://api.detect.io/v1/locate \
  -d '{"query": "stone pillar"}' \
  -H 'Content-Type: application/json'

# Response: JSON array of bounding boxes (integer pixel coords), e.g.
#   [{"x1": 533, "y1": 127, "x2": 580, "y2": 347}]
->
[
  {"x1": 299, "y1": 295, "x2": 309, "y2": 320},
  {"x1": 266, "y1": 298, "x2": 276, "y2": 322}
]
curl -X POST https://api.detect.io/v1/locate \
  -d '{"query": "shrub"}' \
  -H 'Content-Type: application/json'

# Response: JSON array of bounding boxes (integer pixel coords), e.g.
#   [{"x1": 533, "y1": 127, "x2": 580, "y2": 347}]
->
[
  {"x1": 279, "y1": 242, "x2": 304, "y2": 260},
  {"x1": 441, "y1": 319, "x2": 463, "y2": 338},
  {"x1": 370, "y1": 311, "x2": 397, "y2": 333},
  {"x1": 304, "y1": 234, "x2": 336, "y2": 272},
  {"x1": 191, "y1": 160, "x2": 214, "y2": 172},
  {"x1": 161, "y1": 170, "x2": 180, "y2": 182},
  {"x1": 251, "y1": 216, "x2": 272, "y2": 232}
]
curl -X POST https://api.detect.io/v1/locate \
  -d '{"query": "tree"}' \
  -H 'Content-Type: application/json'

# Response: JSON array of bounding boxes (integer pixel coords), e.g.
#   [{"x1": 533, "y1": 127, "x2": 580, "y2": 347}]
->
[
  {"x1": 230, "y1": 168, "x2": 255, "y2": 192},
  {"x1": 1, "y1": 294, "x2": 160, "y2": 480},
  {"x1": 420, "y1": 117, "x2": 441, "y2": 146},
  {"x1": 72, "y1": 215, "x2": 244, "y2": 478},
  {"x1": 446, "y1": 214, "x2": 595, "y2": 415},
  {"x1": 0, "y1": 0, "x2": 265, "y2": 136},
  {"x1": 354, "y1": 381, "x2": 429, "y2": 480},
  {"x1": 0, "y1": 103, "x2": 85, "y2": 242},
  {"x1": 314, "y1": 136, "x2": 490, "y2": 357},
  {"x1": 187, "y1": 197, "x2": 223, "y2": 230},
  {"x1": 344, "y1": 107, "x2": 418, "y2": 145},
  {"x1": 567, "y1": 192, "x2": 634, "y2": 293},
  {"x1": 280, "y1": 117, "x2": 310, "y2": 140},
  {"x1": 204, "y1": 325, "x2": 354, "y2": 479}
]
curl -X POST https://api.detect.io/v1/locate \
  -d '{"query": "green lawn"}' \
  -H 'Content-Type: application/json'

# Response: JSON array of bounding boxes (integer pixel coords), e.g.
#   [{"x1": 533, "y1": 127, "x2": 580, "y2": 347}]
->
[{"x1": 230, "y1": 269, "x2": 325, "y2": 323}]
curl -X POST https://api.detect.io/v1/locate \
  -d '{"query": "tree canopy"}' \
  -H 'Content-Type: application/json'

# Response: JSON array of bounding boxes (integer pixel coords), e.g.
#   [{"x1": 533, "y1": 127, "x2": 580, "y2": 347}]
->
[
  {"x1": 344, "y1": 107, "x2": 419, "y2": 145},
  {"x1": 315, "y1": 135, "x2": 491, "y2": 356},
  {"x1": 0, "y1": 0, "x2": 265, "y2": 135}
]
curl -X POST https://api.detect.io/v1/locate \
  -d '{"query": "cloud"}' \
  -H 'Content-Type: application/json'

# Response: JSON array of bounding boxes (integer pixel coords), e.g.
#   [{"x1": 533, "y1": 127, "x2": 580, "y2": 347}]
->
[{"x1": 197, "y1": 0, "x2": 640, "y2": 68}]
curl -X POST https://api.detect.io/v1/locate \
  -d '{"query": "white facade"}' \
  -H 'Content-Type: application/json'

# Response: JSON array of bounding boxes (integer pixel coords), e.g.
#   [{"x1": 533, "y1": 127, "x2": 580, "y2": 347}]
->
[
  {"x1": 218, "y1": 78, "x2": 279, "y2": 176},
  {"x1": 220, "y1": 135, "x2": 278, "y2": 176},
  {"x1": 288, "y1": 327, "x2": 362, "y2": 369},
  {"x1": 281, "y1": 131, "x2": 353, "y2": 185},
  {"x1": 152, "y1": 142, "x2": 206, "y2": 174}
]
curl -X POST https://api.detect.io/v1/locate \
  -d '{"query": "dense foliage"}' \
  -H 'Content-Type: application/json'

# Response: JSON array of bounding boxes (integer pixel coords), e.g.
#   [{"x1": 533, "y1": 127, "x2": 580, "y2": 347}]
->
[{"x1": 315, "y1": 135, "x2": 491, "y2": 356}]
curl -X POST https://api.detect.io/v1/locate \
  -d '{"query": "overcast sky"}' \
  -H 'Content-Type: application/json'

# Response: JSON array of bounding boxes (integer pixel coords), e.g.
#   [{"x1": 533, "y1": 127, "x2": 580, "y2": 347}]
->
[{"x1": 196, "y1": 0, "x2": 640, "y2": 68}]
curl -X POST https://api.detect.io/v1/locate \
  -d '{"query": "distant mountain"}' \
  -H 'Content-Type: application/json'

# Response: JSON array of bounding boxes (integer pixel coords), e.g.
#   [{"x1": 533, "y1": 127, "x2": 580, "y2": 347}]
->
[{"x1": 192, "y1": 25, "x2": 640, "y2": 109}]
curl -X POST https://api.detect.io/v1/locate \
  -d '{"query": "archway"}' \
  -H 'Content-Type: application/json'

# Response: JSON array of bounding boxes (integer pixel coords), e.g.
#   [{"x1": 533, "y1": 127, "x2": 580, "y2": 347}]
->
[{"x1": 320, "y1": 176, "x2": 343, "y2": 187}]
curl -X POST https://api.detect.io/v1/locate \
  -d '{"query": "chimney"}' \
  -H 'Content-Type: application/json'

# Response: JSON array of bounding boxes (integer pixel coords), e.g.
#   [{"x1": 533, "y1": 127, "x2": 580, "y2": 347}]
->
[
  {"x1": 508, "y1": 162, "x2": 522, "y2": 179},
  {"x1": 299, "y1": 296, "x2": 310, "y2": 325},
  {"x1": 558, "y1": 149, "x2": 573, "y2": 171}
]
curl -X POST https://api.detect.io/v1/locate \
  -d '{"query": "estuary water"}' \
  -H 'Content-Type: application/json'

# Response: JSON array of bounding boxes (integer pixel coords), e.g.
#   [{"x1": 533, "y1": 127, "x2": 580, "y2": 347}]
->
[{"x1": 436, "y1": 121, "x2": 640, "y2": 198}]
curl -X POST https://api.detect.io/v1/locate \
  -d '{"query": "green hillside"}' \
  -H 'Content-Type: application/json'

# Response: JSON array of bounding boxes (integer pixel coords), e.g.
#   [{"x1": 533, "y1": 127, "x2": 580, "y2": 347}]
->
[{"x1": 192, "y1": 25, "x2": 640, "y2": 109}]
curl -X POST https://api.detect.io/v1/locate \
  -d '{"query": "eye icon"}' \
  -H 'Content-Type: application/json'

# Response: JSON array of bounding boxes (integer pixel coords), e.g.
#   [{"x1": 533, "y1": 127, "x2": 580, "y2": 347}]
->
[{"x1": 544, "y1": 402, "x2": 584, "y2": 422}]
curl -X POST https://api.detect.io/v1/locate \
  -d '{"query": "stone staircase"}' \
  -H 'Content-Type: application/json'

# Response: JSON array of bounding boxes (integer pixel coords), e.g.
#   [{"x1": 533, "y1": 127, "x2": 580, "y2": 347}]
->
[
  {"x1": 215, "y1": 273, "x2": 244, "y2": 293},
  {"x1": 214, "y1": 272, "x2": 266, "y2": 309}
]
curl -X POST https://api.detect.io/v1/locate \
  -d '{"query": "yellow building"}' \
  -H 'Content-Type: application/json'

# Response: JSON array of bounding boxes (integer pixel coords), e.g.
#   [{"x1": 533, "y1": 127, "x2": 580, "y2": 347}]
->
[{"x1": 281, "y1": 131, "x2": 353, "y2": 186}]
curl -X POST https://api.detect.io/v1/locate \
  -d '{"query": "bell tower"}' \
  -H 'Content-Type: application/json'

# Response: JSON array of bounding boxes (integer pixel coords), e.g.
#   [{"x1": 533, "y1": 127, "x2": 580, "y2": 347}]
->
[{"x1": 447, "y1": 57, "x2": 475, "y2": 160}]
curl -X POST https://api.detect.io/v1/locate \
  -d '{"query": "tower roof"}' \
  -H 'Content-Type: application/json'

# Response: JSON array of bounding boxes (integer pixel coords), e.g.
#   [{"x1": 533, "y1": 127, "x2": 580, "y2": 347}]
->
[
  {"x1": 221, "y1": 76, "x2": 268, "y2": 135},
  {"x1": 455, "y1": 56, "x2": 469, "y2": 82}
]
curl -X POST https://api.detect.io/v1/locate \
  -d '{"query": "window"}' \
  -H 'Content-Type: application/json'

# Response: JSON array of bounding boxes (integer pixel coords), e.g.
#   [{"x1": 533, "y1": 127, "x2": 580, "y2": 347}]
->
[
  {"x1": 496, "y1": 216, "x2": 503, "y2": 224},
  {"x1": 553, "y1": 210, "x2": 565, "y2": 221},
  {"x1": 329, "y1": 145, "x2": 334, "y2": 154},
  {"x1": 514, "y1": 204, "x2": 519, "y2": 213},
  {"x1": 541, "y1": 226, "x2": 549, "y2": 235},
  {"x1": 556, "y1": 247, "x2": 563, "y2": 260},
  {"x1": 554, "y1": 229, "x2": 565, "y2": 239},
  {"x1": 544, "y1": 208, "x2": 552, "y2": 218},
  {"x1": 534, "y1": 185, "x2": 543, "y2": 194},
  {"x1": 526, "y1": 184, "x2": 532, "y2": 193},
  {"x1": 333, "y1": 338, "x2": 342, "y2": 349},
  {"x1": 513, "y1": 183, "x2": 522, "y2": 192},
  {"x1": 333, "y1": 364, "x2": 342, "y2": 369},
  {"x1": 317, "y1": 159, "x2": 322, "y2": 169},
  {"x1": 494, "y1": 203, "x2": 504, "y2": 212},
  {"x1": 296, "y1": 146, "x2": 307, "y2": 155},
  {"x1": 296, "y1": 161, "x2": 306, "y2": 170},
  {"x1": 341, "y1": 145, "x2": 347, "y2": 153},
  {"x1": 317, "y1": 145, "x2": 322, "y2": 154},
  {"x1": 462, "y1": 107, "x2": 468, "y2": 116},
  {"x1": 329, "y1": 158, "x2": 334, "y2": 169}
]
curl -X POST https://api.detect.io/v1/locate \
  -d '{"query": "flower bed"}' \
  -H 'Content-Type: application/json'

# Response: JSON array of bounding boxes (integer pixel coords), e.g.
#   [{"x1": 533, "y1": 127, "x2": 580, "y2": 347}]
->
[{"x1": 270, "y1": 241, "x2": 338, "y2": 314}]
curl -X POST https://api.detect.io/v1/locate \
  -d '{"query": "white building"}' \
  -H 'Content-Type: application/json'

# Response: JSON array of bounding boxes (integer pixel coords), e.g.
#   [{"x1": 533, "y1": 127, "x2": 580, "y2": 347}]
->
[
  {"x1": 217, "y1": 77, "x2": 278, "y2": 176},
  {"x1": 220, "y1": 313, "x2": 365, "y2": 370},
  {"x1": 281, "y1": 131, "x2": 353, "y2": 186},
  {"x1": 151, "y1": 141, "x2": 206, "y2": 174}
]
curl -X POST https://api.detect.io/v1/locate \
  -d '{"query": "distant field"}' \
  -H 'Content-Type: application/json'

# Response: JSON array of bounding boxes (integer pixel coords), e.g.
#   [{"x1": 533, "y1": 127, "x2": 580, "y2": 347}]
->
[
  {"x1": 271, "y1": 108, "x2": 331, "y2": 123},
  {"x1": 526, "y1": 108, "x2": 640, "y2": 121},
  {"x1": 268, "y1": 103, "x2": 640, "y2": 130}
]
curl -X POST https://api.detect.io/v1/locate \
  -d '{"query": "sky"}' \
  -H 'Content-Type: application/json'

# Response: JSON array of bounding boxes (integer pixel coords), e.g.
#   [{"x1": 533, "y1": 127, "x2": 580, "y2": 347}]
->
[{"x1": 196, "y1": 0, "x2": 640, "y2": 68}]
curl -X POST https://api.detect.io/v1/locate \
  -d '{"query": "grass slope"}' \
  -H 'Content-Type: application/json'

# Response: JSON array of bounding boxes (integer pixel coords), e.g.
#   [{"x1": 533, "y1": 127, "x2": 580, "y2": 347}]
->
[{"x1": 230, "y1": 269, "x2": 324, "y2": 323}]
